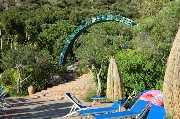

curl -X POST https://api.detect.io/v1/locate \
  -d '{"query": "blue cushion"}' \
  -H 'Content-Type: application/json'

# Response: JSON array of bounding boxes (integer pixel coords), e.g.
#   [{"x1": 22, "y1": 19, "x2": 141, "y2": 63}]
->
[
  {"x1": 91, "y1": 96, "x2": 107, "y2": 100},
  {"x1": 93, "y1": 111, "x2": 140, "y2": 119},
  {"x1": 93, "y1": 100, "x2": 149, "y2": 119},
  {"x1": 78, "y1": 107, "x2": 117, "y2": 115},
  {"x1": 146, "y1": 104, "x2": 166, "y2": 119},
  {"x1": 78, "y1": 100, "x2": 125, "y2": 116}
]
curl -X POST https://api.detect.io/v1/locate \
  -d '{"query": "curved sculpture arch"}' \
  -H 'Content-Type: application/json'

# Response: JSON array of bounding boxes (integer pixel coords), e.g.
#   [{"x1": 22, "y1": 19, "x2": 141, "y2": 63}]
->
[{"x1": 59, "y1": 14, "x2": 138, "y2": 65}]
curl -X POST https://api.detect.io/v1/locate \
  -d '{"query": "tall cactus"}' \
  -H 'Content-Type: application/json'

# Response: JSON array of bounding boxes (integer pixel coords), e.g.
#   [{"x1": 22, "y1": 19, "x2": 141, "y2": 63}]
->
[{"x1": 163, "y1": 28, "x2": 180, "y2": 119}]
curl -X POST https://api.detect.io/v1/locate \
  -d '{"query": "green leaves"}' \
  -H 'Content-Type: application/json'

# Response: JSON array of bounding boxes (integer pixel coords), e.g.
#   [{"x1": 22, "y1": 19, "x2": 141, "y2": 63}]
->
[
  {"x1": 37, "y1": 20, "x2": 76, "y2": 54},
  {"x1": 74, "y1": 22, "x2": 132, "y2": 66},
  {"x1": 0, "y1": 0, "x2": 178, "y2": 97},
  {"x1": 1, "y1": 44, "x2": 52, "y2": 95},
  {"x1": 115, "y1": 49, "x2": 166, "y2": 97}
]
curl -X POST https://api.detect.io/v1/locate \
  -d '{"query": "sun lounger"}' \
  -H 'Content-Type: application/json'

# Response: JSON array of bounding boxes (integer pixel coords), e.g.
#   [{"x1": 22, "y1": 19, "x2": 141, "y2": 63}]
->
[
  {"x1": 77, "y1": 90, "x2": 149, "y2": 118},
  {"x1": 0, "y1": 91, "x2": 10, "y2": 114},
  {"x1": 92, "y1": 100, "x2": 150, "y2": 119},
  {"x1": 91, "y1": 95, "x2": 107, "y2": 105},
  {"x1": 78, "y1": 98, "x2": 125, "y2": 117},
  {"x1": 124, "y1": 89, "x2": 149, "y2": 109},
  {"x1": 63, "y1": 92, "x2": 92, "y2": 117},
  {"x1": 146, "y1": 104, "x2": 166, "y2": 119}
]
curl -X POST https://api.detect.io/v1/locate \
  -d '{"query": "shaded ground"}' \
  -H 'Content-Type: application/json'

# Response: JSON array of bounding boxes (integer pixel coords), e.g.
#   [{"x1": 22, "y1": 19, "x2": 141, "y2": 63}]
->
[{"x1": 0, "y1": 97, "x2": 112, "y2": 119}]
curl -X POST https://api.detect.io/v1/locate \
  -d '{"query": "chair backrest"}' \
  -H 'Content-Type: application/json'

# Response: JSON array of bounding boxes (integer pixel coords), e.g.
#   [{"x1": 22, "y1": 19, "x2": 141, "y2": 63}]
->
[
  {"x1": 124, "y1": 90, "x2": 150, "y2": 109},
  {"x1": 130, "y1": 100, "x2": 150, "y2": 114},
  {"x1": 109, "y1": 101, "x2": 119, "y2": 110},
  {"x1": 132, "y1": 90, "x2": 149, "y2": 102},
  {"x1": 146, "y1": 104, "x2": 166, "y2": 119},
  {"x1": 0, "y1": 91, "x2": 8, "y2": 98},
  {"x1": 65, "y1": 92, "x2": 84, "y2": 109}
]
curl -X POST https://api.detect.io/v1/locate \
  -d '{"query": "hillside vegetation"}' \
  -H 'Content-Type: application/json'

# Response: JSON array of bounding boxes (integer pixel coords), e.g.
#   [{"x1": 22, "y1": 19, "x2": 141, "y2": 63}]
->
[{"x1": 0, "y1": 0, "x2": 179, "y2": 98}]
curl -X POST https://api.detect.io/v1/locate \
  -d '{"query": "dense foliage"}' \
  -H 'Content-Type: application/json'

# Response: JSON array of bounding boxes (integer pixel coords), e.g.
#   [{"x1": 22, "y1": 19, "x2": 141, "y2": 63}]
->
[
  {"x1": 0, "y1": 0, "x2": 179, "y2": 96},
  {"x1": 1, "y1": 44, "x2": 52, "y2": 95}
]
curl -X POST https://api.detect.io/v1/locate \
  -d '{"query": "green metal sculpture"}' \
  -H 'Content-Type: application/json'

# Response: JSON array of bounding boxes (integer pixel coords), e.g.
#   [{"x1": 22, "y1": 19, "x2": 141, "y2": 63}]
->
[{"x1": 59, "y1": 15, "x2": 137, "y2": 65}]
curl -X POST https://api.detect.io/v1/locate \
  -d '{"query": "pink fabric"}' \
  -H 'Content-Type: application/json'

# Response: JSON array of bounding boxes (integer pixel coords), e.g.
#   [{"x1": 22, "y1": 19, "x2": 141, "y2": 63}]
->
[{"x1": 139, "y1": 90, "x2": 163, "y2": 106}]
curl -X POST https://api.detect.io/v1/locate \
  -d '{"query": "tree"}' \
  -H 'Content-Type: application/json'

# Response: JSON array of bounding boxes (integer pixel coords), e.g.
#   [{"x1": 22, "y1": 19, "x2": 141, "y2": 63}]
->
[
  {"x1": 37, "y1": 20, "x2": 75, "y2": 54},
  {"x1": 135, "y1": 0, "x2": 173, "y2": 18},
  {"x1": 74, "y1": 22, "x2": 131, "y2": 95},
  {"x1": 1, "y1": 44, "x2": 52, "y2": 94},
  {"x1": 115, "y1": 49, "x2": 166, "y2": 97},
  {"x1": 0, "y1": 0, "x2": 16, "y2": 11},
  {"x1": 109, "y1": 0, "x2": 140, "y2": 18},
  {"x1": 0, "y1": 12, "x2": 26, "y2": 45}
]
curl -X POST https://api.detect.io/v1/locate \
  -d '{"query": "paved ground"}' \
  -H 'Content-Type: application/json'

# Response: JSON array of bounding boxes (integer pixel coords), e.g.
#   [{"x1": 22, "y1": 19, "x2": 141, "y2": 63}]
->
[{"x1": 0, "y1": 96, "x2": 113, "y2": 119}]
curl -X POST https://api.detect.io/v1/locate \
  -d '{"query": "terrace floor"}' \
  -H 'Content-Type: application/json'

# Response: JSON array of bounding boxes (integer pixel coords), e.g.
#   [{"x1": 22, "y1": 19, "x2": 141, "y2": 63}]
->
[{"x1": 1, "y1": 96, "x2": 113, "y2": 119}]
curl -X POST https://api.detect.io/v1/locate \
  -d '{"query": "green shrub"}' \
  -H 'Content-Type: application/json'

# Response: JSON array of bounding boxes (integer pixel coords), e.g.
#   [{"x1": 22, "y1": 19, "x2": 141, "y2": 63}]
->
[
  {"x1": 115, "y1": 49, "x2": 165, "y2": 97},
  {"x1": 1, "y1": 66, "x2": 49, "y2": 96},
  {"x1": 1, "y1": 45, "x2": 52, "y2": 96},
  {"x1": 0, "y1": 69, "x2": 18, "y2": 96},
  {"x1": 19, "y1": 66, "x2": 49, "y2": 95}
]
